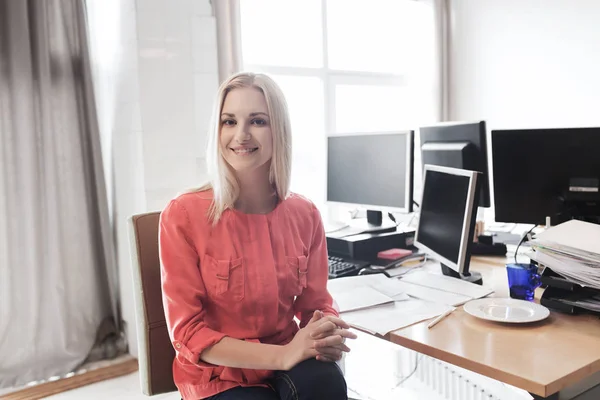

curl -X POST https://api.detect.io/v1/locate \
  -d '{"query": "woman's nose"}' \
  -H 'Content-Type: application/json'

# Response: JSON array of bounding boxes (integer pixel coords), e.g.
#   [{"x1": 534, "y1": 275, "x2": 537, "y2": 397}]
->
[{"x1": 234, "y1": 124, "x2": 251, "y2": 143}]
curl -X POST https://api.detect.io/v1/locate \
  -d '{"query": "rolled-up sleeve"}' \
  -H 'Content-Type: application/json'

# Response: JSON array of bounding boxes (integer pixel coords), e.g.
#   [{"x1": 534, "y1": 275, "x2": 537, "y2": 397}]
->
[
  {"x1": 293, "y1": 205, "x2": 339, "y2": 327},
  {"x1": 159, "y1": 199, "x2": 226, "y2": 365}
]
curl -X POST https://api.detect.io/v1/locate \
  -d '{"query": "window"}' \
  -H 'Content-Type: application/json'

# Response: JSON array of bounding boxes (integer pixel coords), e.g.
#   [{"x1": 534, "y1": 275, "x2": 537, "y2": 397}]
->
[{"x1": 239, "y1": 0, "x2": 438, "y2": 206}]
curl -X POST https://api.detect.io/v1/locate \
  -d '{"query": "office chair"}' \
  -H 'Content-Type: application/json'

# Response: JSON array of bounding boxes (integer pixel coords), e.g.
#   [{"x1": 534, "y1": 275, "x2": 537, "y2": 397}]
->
[
  {"x1": 128, "y1": 211, "x2": 346, "y2": 396},
  {"x1": 128, "y1": 211, "x2": 178, "y2": 395}
]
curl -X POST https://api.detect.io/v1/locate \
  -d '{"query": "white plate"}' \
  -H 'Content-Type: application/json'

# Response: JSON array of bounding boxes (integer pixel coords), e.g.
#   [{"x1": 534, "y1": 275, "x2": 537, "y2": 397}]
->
[{"x1": 463, "y1": 298, "x2": 550, "y2": 323}]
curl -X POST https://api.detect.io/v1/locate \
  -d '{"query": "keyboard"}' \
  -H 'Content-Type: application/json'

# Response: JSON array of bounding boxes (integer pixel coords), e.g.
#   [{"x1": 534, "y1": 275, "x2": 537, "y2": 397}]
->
[{"x1": 328, "y1": 255, "x2": 370, "y2": 279}]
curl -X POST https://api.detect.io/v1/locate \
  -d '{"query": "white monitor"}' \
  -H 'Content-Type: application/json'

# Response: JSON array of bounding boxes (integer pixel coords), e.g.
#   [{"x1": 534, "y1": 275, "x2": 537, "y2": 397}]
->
[{"x1": 415, "y1": 164, "x2": 482, "y2": 284}]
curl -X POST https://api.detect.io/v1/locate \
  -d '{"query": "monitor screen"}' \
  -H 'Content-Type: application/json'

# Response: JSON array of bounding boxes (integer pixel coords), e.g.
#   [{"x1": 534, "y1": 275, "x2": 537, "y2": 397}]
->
[
  {"x1": 415, "y1": 165, "x2": 479, "y2": 275},
  {"x1": 492, "y1": 127, "x2": 600, "y2": 225},
  {"x1": 327, "y1": 132, "x2": 413, "y2": 213},
  {"x1": 420, "y1": 121, "x2": 491, "y2": 208}
]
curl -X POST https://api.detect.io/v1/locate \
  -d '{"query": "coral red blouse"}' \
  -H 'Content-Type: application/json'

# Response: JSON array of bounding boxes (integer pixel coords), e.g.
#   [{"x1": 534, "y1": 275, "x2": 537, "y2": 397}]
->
[{"x1": 159, "y1": 190, "x2": 338, "y2": 399}]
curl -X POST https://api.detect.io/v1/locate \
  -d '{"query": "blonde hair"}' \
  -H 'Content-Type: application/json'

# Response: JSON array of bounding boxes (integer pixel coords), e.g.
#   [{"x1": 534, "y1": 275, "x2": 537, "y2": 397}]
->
[{"x1": 193, "y1": 72, "x2": 292, "y2": 223}]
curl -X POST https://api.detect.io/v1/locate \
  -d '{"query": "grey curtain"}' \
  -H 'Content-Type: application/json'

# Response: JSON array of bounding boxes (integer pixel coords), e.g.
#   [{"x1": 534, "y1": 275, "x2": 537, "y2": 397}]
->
[{"x1": 0, "y1": 0, "x2": 120, "y2": 388}]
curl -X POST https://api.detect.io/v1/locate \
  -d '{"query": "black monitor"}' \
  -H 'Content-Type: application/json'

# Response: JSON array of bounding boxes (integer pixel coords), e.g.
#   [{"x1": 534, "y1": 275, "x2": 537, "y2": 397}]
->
[
  {"x1": 327, "y1": 131, "x2": 414, "y2": 230},
  {"x1": 419, "y1": 121, "x2": 491, "y2": 208},
  {"x1": 492, "y1": 127, "x2": 600, "y2": 226},
  {"x1": 415, "y1": 165, "x2": 482, "y2": 284}
]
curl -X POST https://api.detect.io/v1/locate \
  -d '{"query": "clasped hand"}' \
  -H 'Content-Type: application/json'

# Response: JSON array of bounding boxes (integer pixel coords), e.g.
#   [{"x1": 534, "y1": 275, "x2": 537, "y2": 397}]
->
[{"x1": 282, "y1": 310, "x2": 357, "y2": 370}]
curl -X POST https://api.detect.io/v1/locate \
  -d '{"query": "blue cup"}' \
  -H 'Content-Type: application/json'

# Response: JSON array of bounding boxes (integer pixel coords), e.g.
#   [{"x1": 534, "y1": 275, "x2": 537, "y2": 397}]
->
[{"x1": 506, "y1": 263, "x2": 542, "y2": 301}]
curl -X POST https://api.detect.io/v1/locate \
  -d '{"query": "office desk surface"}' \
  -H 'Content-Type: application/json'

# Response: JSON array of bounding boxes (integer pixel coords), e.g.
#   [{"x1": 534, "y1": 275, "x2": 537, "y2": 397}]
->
[{"x1": 387, "y1": 257, "x2": 600, "y2": 398}]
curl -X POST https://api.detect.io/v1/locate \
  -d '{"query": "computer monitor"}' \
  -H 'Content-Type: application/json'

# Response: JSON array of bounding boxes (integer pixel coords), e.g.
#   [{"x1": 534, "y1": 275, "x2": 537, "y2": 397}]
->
[
  {"x1": 415, "y1": 164, "x2": 482, "y2": 284},
  {"x1": 327, "y1": 131, "x2": 414, "y2": 230},
  {"x1": 419, "y1": 121, "x2": 491, "y2": 208},
  {"x1": 492, "y1": 127, "x2": 600, "y2": 226}
]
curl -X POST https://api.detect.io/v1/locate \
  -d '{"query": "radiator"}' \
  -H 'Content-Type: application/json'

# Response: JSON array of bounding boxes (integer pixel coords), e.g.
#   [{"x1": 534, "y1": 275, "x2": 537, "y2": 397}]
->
[
  {"x1": 344, "y1": 332, "x2": 532, "y2": 400},
  {"x1": 415, "y1": 355, "x2": 498, "y2": 400},
  {"x1": 410, "y1": 354, "x2": 531, "y2": 400},
  {"x1": 346, "y1": 351, "x2": 531, "y2": 400}
]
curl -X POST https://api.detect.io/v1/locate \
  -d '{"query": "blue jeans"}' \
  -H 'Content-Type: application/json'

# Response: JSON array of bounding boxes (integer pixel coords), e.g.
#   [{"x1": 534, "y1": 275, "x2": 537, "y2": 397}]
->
[{"x1": 206, "y1": 358, "x2": 347, "y2": 399}]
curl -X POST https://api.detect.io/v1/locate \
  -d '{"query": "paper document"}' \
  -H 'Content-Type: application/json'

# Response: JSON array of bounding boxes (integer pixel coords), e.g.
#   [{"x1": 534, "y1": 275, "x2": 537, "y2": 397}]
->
[
  {"x1": 390, "y1": 280, "x2": 472, "y2": 306},
  {"x1": 341, "y1": 299, "x2": 453, "y2": 336},
  {"x1": 532, "y1": 250, "x2": 600, "y2": 290},
  {"x1": 530, "y1": 220, "x2": 600, "y2": 290},
  {"x1": 333, "y1": 286, "x2": 394, "y2": 313},
  {"x1": 327, "y1": 274, "x2": 410, "y2": 312},
  {"x1": 532, "y1": 220, "x2": 600, "y2": 261},
  {"x1": 401, "y1": 270, "x2": 494, "y2": 300}
]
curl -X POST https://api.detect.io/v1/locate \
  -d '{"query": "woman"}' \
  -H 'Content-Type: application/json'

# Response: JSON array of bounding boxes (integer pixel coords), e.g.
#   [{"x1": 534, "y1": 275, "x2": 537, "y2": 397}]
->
[{"x1": 159, "y1": 72, "x2": 357, "y2": 400}]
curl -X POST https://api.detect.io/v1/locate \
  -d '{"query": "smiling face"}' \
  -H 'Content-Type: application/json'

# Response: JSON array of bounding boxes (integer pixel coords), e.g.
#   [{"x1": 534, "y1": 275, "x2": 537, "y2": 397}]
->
[{"x1": 219, "y1": 87, "x2": 273, "y2": 175}]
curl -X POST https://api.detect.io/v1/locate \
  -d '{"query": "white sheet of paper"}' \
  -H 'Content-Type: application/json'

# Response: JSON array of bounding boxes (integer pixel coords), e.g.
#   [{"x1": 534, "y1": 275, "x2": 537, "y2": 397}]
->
[
  {"x1": 401, "y1": 270, "x2": 494, "y2": 300},
  {"x1": 333, "y1": 286, "x2": 395, "y2": 313},
  {"x1": 327, "y1": 274, "x2": 390, "y2": 291},
  {"x1": 327, "y1": 274, "x2": 410, "y2": 305},
  {"x1": 390, "y1": 280, "x2": 472, "y2": 306},
  {"x1": 365, "y1": 275, "x2": 411, "y2": 301},
  {"x1": 341, "y1": 299, "x2": 452, "y2": 336}
]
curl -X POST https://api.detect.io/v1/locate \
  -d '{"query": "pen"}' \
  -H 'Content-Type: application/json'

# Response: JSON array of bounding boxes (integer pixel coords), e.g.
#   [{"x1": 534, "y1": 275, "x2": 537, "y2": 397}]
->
[{"x1": 427, "y1": 307, "x2": 456, "y2": 329}]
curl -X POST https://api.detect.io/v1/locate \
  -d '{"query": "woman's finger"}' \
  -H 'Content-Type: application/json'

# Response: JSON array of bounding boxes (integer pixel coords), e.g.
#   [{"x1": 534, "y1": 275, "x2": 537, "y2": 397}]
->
[
  {"x1": 310, "y1": 320, "x2": 338, "y2": 338},
  {"x1": 319, "y1": 315, "x2": 350, "y2": 329},
  {"x1": 316, "y1": 355, "x2": 333, "y2": 362},
  {"x1": 313, "y1": 334, "x2": 345, "y2": 348},
  {"x1": 318, "y1": 343, "x2": 351, "y2": 353},
  {"x1": 312, "y1": 327, "x2": 358, "y2": 340},
  {"x1": 308, "y1": 310, "x2": 322, "y2": 324},
  {"x1": 316, "y1": 353, "x2": 342, "y2": 362},
  {"x1": 316, "y1": 346, "x2": 343, "y2": 359}
]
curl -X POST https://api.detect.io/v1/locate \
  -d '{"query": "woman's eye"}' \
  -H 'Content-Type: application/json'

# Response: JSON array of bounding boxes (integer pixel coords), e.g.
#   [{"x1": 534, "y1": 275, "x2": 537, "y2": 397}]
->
[
  {"x1": 222, "y1": 119, "x2": 236, "y2": 126},
  {"x1": 251, "y1": 118, "x2": 267, "y2": 126}
]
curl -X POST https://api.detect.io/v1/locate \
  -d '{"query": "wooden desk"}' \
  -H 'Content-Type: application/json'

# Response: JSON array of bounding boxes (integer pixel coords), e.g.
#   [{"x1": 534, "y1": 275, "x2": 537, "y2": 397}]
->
[{"x1": 386, "y1": 257, "x2": 600, "y2": 399}]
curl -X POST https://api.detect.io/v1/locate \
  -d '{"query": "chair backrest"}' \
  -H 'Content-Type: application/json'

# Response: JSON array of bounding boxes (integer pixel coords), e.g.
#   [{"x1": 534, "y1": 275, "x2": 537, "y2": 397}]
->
[{"x1": 128, "y1": 211, "x2": 177, "y2": 395}]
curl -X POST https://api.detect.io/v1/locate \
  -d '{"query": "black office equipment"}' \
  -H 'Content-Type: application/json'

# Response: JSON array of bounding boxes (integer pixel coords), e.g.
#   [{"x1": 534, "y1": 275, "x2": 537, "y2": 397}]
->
[
  {"x1": 492, "y1": 127, "x2": 600, "y2": 226},
  {"x1": 326, "y1": 228, "x2": 416, "y2": 263},
  {"x1": 327, "y1": 131, "x2": 414, "y2": 229},
  {"x1": 540, "y1": 267, "x2": 600, "y2": 316},
  {"x1": 420, "y1": 121, "x2": 491, "y2": 208},
  {"x1": 328, "y1": 255, "x2": 370, "y2": 279},
  {"x1": 471, "y1": 241, "x2": 507, "y2": 256},
  {"x1": 415, "y1": 165, "x2": 483, "y2": 284}
]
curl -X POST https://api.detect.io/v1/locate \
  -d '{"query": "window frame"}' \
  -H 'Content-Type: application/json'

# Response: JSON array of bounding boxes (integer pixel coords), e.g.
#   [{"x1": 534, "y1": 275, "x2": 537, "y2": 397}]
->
[{"x1": 236, "y1": 0, "x2": 412, "y2": 136}]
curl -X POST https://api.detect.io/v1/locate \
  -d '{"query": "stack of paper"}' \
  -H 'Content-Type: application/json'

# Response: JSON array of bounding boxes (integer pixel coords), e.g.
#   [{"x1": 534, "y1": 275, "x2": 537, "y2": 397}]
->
[
  {"x1": 530, "y1": 220, "x2": 600, "y2": 290},
  {"x1": 327, "y1": 274, "x2": 452, "y2": 335}
]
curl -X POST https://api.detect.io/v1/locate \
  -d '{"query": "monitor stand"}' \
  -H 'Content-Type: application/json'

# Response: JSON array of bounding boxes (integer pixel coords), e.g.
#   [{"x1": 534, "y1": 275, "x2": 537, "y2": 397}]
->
[
  {"x1": 325, "y1": 208, "x2": 398, "y2": 236},
  {"x1": 441, "y1": 263, "x2": 483, "y2": 285},
  {"x1": 344, "y1": 209, "x2": 397, "y2": 235},
  {"x1": 347, "y1": 218, "x2": 397, "y2": 235}
]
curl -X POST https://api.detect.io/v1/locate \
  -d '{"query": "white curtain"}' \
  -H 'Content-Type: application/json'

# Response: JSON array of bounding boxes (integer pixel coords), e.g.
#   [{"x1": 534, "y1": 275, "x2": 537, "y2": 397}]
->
[
  {"x1": 213, "y1": 0, "x2": 242, "y2": 83},
  {"x1": 0, "y1": 0, "x2": 119, "y2": 388}
]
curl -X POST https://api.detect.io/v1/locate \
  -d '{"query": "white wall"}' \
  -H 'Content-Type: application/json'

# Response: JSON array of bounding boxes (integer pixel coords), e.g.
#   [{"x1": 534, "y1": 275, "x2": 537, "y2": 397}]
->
[
  {"x1": 448, "y1": 0, "x2": 600, "y2": 222},
  {"x1": 87, "y1": 0, "x2": 219, "y2": 357},
  {"x1": 137, "y1": 0, "x2": 218, "y2": 212},
  {"x1": 449, "y1": 0, "x2": 600, "y2": 129}
]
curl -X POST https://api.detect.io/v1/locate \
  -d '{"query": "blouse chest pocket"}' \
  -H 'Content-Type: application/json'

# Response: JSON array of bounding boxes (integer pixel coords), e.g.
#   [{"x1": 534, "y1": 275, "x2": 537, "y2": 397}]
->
[
  {"x1": 285, "y1": 255, "x2": 308, "y2": 296},
  {"x1": 203, "y1": 254, "x2": 245, "y2": 301}
]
